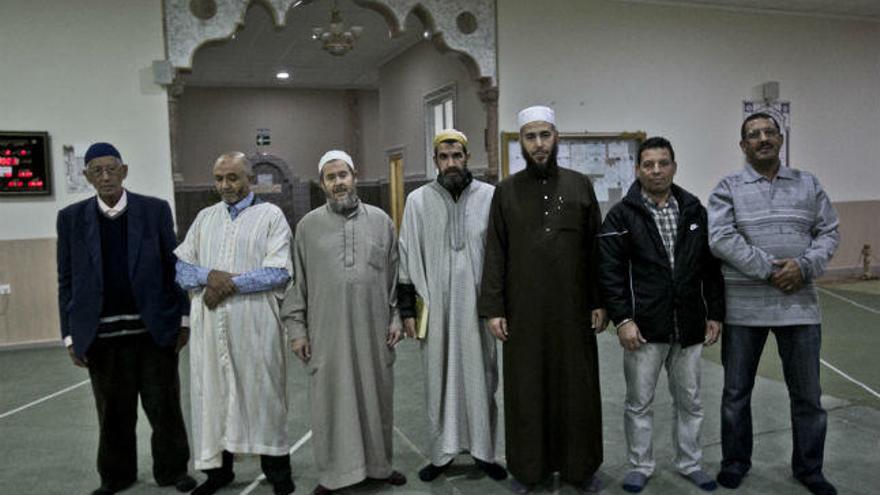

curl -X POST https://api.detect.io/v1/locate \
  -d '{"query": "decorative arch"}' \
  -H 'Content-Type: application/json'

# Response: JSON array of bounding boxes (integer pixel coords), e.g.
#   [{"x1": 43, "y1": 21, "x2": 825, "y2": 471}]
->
[
  {"x1": 163, "y1": 0, "x2": 496, "y2": 86},
  {"x1": 164, "y1": 0, "x2": 500, "y2": 180}
]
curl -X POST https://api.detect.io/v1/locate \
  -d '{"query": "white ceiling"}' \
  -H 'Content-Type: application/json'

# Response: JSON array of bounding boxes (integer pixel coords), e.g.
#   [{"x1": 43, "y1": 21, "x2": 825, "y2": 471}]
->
[
  {"x1": 181, "y1": 0, "x2": 424, "y2": 89},
  {"x1": 614, "y1": 0, "x2": 880, "y2": 19},
  {"x1": 182, "y1": 0, "x2": 879, "y2": 89}
]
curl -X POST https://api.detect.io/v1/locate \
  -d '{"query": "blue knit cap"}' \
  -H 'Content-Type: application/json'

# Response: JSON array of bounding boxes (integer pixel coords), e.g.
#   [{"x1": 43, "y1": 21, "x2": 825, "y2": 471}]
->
[{"x1": 84, "y1": 142, "x2": 122, "y2": 165}]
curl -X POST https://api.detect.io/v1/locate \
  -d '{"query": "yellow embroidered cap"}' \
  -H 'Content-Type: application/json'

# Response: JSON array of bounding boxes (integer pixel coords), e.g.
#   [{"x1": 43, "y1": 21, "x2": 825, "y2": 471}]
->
[{"x1": 432, "y1": 128, "x2": 468, "y2": 149}]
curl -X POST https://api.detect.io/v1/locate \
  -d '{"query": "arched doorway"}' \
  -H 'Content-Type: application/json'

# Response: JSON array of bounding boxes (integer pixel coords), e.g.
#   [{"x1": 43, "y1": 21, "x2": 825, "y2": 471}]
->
[{"x1": 164, "y1": 0, "x2": 498, "y2": 230}]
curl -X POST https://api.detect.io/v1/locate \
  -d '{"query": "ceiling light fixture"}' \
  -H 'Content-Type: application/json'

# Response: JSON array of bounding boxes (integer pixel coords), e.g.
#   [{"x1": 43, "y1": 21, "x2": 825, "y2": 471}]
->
[
  {"x1": 311, "y1": 0, "x2": 363, "y2": 56},
  {"x1": 276, "y1": 71, "x2": 290, "y2": 80}
]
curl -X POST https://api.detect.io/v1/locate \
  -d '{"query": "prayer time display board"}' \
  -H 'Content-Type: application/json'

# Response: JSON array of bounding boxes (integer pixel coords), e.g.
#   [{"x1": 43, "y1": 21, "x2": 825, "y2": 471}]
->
[{"x1": 0, "y1": 131, "x2": 52, "y2": 196}]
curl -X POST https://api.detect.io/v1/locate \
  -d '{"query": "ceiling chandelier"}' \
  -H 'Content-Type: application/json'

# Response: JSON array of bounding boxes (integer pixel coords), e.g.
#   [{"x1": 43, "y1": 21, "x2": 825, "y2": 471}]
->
[{"x1": 311, "y1": 2, "x2": 363, "y2": 56}]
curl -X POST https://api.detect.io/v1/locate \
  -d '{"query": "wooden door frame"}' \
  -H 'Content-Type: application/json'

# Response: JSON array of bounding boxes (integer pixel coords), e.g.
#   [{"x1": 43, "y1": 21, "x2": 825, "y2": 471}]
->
[{"x1": 387, "y1": 147, "x2": 405, "y2": 231}]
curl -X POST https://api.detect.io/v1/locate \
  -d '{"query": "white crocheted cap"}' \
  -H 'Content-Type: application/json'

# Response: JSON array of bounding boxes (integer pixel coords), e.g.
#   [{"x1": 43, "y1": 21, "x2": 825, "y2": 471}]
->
[
  {"x1": 318, "y1": 150, "x2": 354, "y2": 173},
  {"x1": 517, "y1": 105, "x2": 556, "y2": 128}
]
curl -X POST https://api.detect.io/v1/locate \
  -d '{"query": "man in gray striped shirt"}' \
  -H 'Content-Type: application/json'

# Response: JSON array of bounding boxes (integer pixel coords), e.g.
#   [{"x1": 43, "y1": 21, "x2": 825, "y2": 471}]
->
[{"x1": 708, "y1": 113, "x2": 840, "y2": 495}]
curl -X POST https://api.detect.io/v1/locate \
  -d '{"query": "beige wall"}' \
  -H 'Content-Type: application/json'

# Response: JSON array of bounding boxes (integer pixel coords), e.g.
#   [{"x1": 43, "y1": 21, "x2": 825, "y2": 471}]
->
[
  {"x1": 358, "y1": 90, "x2": 384, "y2": 181},
  {"x1": 176, "y1": 87, "x2": 382, "y2": 184},
  {"x1": 0, "y1": 240, "x2": 59, "y2": 346},
  {"x1": 378, "y1": 40, "x2": 488, "y2": 178}
]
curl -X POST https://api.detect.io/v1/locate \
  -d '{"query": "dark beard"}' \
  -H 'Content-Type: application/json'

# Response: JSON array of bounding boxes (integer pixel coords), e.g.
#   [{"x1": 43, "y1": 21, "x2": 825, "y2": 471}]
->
[
  {"x1": 327, "y1": 189, "x2": 360, "y2": 214},
  {"x1": 437, "y1": 167, "x2": 473, "y2": 200},
  {"x1": 521, "y1": 143, "x2": 559, "y2": 178}
]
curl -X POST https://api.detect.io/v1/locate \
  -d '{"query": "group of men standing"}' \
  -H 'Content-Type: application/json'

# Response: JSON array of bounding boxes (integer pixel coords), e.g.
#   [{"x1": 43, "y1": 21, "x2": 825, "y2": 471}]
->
[{"x1": 57, "y1": 106, "x2": 839, "y2": 495}]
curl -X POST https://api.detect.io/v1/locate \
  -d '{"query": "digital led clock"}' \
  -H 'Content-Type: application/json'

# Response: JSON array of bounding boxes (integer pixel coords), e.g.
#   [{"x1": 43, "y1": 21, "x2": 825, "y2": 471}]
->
[{"x1": 0, "y1": 131, "x2": 51, "y2": 196}]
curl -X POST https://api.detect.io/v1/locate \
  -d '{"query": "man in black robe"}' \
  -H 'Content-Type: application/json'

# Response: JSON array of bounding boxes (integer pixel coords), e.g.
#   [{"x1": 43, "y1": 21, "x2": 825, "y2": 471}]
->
[{"x1": 479, "y1": 105, "x2": 608, "y2": 493}]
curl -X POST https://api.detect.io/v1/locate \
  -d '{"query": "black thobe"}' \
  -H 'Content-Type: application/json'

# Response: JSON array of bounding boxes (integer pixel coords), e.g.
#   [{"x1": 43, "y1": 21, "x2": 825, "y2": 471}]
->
[{"x1": 478, "y1": 164, "x2": 603, "y2": 485}]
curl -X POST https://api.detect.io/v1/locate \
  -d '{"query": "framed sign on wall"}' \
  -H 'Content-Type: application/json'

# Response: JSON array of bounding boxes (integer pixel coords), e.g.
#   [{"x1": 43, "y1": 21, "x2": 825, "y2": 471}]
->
[
  {"x1": 0, "y1": 131, "x2": 52, "y2": 196},
  {"x1": 501, "y1": 131, "x2": 645, "y2": 204}
]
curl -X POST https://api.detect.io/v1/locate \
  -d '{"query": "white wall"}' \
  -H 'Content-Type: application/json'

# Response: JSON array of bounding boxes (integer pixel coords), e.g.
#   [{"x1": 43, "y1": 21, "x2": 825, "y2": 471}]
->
[
  {"x1": 0, "y1": 0, "x2": 173, "y2": 240},
  {"x1": 379, "y1": 41, "x2": 488, "y2": 178},
  {"x1": 497, "y1": 0, "x2": 880, "y2": 202}
]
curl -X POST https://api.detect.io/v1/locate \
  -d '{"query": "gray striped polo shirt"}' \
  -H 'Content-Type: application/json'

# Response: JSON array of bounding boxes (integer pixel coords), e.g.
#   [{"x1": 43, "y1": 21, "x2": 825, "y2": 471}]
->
[{"x1": 707, "y1": 164, "x2": 839, "y2": 326}]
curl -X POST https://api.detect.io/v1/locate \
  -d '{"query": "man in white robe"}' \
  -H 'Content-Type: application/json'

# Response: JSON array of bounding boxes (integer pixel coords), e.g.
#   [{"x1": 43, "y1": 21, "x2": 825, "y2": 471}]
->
[
  {"x1": 397, "y1": 129, "x2": 507, "y2": 482},
  {"x1": 281, "y1": 150, "x2": 406, "y2": 495},
  {"x1": 174, "y1": 152, "x2": 294, "y2": 495}
]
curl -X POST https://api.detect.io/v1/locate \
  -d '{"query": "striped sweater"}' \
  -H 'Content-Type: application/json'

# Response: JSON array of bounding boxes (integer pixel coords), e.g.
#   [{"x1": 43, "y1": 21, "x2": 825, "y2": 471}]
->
[{"x1": 707, "y1": 164, "x2": 839, "y2": 326}]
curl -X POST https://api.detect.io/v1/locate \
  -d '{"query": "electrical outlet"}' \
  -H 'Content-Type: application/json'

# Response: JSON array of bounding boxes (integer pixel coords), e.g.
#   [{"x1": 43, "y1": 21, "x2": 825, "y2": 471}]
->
[{"x1": 0, "y1": 284, "x2": 10, "y2": 295}]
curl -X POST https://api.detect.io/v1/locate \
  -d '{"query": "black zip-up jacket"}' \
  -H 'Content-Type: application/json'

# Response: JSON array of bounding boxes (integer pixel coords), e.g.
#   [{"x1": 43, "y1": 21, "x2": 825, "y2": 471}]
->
[{"x1": 597, "y1": 181, "x2": 725, "y2": 347}]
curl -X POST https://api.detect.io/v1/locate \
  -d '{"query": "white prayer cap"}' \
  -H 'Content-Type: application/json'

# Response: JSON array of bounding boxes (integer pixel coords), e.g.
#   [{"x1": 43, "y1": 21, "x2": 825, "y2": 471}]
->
[
  {"x1": 517, "y1": 105, "x2": 556, "y2": 128},
  {"x1": 318, "y1": 150, "x2": 354, "y2": 174}
]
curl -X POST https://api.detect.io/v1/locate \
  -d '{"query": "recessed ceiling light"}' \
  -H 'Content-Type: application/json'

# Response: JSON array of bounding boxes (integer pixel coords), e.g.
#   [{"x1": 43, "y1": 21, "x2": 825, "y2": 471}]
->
[
  {"x1": 276, "y1": 71, "x2": 290, "y2": 80},
  {"x1": 423, "y1": 30, "x2": 431, "y2": 39}
]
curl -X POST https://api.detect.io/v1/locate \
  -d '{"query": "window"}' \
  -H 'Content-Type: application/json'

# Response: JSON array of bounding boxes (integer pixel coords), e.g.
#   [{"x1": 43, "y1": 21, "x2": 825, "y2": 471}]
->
[{"x1": 424, "y1": 84, "x2": 456, "y2": 176}]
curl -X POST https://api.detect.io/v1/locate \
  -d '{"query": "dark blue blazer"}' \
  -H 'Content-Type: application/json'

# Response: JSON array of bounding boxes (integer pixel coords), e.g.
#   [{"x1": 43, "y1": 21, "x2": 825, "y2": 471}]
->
[{"x1": 56, "y1": 191, "x2": 189, "y2": 358}]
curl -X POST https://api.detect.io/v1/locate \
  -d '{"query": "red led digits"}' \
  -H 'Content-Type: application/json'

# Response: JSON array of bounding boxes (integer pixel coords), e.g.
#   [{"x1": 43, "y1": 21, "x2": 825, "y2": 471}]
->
[
  {"x1": 18, "y1": 169, "x2": 33, "y2": 178},
  {"x1": 27, "y1": 179, "x2": 44, "y2": 188}
]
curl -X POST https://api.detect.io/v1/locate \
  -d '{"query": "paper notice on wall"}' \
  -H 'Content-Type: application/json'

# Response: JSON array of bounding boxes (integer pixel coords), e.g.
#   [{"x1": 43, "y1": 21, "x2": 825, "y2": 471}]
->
[
  {"x1": 64, "y1": 144, "x2": 92, "y2": 193},
  {"x1": 592, "y1": 177, "x2": 610, "y2": 202}
]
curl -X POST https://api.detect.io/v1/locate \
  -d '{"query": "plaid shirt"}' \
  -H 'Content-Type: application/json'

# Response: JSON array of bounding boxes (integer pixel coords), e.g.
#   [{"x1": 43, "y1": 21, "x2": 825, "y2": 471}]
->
[{"x1": 641, "y1": 190, "x2": 679, "y2": 269}]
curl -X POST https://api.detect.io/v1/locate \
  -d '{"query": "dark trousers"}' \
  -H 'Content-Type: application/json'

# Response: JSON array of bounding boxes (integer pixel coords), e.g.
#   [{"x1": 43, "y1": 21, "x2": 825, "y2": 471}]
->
[
  {"x1": 720, "y1": 324, "x2": 827, "y2": 482},
  {"x1": 206, "y1": 450, "x2": 292, "y2": 485},
  {"x1": 87, "y1": 333, "x2": 190, "y2": 488}
]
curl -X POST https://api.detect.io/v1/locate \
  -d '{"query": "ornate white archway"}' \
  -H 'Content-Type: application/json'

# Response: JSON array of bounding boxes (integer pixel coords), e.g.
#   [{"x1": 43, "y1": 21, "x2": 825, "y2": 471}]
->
[
  {"x1": 163, "y1": 0, "x2": 496, "y2": 85},
  {"x1": 163, "y1": 0, "x2": 499, "y2": 179}
]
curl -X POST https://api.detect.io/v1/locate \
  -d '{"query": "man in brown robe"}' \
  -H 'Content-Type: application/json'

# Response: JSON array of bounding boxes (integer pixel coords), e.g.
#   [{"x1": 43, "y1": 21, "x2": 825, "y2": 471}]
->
[{"x1": 479, "y1": 105, "x2": 608, "y2": 493}]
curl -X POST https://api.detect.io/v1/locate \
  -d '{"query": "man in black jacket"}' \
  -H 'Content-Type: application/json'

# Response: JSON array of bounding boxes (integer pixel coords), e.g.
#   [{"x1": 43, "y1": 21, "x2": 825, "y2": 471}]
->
[{"x1": 598, "y1": 137, "x2": 725, "y2": 493}]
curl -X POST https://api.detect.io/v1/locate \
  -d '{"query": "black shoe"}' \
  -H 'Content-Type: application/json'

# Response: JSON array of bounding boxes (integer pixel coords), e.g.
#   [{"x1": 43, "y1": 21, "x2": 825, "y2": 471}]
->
[
  {"x1": 716, "y1": 470, "x2": 744, "y2": 489},
  {"x1": 418, "y1": 461, "x2": 453, "y2": 481},
  {"x1": 168, "y1": 475, "x2": 197, "y2": 492},
  {"x1": 192, "y1": 471, "x2": 235, "y2": 495},
  {"x1": 801, "y1": 478, "x2": 837, "y2": 495},
  {"x1": 91, "y1": 479, "x2": 136, "y2": 495},
  {"x1": 271, "y1": 477, "x2": 295, "y2": 495},
  {"x1": 474, "y1": 459, "x2": 508, "y2": 481},
  {"x1": 157, "y1": 474, "x2": 198, "y2": 492},
  {"x1": 385, "y1": 470, "x2": 407, "y2": 486}
]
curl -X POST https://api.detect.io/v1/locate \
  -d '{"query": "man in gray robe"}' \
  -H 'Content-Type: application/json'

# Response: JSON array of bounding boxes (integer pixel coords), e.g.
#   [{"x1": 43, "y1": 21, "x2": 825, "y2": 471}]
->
[
  {"x1": 281, "y1": 150, "x2": 406, "y2": 495},
  {"x1": 398, "y1": 129, "x2": 507, "y2": 482}
]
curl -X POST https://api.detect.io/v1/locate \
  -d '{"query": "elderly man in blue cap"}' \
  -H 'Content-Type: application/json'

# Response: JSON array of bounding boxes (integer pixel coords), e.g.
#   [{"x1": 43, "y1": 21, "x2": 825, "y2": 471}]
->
[{"x1": 56, "y1": 142, "x2": 196, "y2": 495}]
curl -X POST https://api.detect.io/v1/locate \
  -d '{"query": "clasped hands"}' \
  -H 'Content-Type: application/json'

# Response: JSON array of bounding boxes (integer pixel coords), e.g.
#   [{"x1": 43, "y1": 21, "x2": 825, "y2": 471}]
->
[
  {"x1": 617, "y1": 319, "x2": 721, "y2": 351},
  {"x1": 204, "y1": 270, "x2": 238, "y2": 309},
  {"x1": 290, "y1": 322, "x2": 403, "y2": 364},
  {"x1": 770, "y1": 258, "x2": 804, "y2": 294}
]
